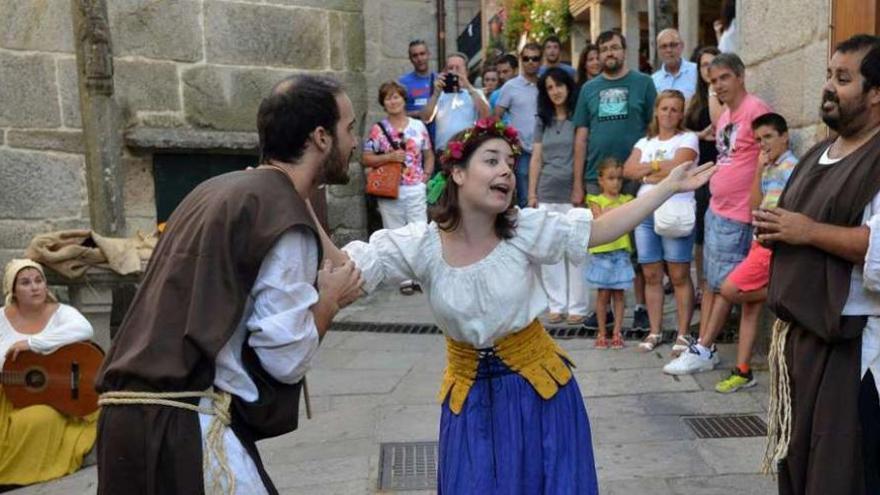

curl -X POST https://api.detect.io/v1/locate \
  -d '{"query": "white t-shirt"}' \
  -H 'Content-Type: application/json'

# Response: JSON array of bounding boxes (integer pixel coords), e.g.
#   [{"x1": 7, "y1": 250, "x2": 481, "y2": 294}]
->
[
  {"x1": 821, "y1": 144, "x2": 880, "y2": 399},
  {"x1": 634, "y1": 131, "x2": 700, "y2": 202}
]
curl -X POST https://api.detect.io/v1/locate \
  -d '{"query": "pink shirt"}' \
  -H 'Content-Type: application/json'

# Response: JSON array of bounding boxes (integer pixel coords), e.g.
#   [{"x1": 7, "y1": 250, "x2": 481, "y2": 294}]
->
[{"x1": 709, "y1": 94, "x2": 772, "y2": 223}]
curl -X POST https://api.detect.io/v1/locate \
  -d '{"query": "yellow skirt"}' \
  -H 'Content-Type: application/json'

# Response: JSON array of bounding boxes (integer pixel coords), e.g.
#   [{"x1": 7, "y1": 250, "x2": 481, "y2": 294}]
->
[{"x1": 0, "y1": 390, "x2": 98, "y2": 486}]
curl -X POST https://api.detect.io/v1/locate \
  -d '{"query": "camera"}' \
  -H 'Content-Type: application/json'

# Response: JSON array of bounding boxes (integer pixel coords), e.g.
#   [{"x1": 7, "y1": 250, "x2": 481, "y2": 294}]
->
[{"x1": 443, "y1": 73, "x2": 459, "y2": 93}]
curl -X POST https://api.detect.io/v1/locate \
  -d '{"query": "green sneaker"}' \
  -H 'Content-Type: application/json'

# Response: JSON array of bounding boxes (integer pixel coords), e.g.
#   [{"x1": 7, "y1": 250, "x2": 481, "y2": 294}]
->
[{"x1": 715, "y1": 368, "x2": 756, "y2": 394}]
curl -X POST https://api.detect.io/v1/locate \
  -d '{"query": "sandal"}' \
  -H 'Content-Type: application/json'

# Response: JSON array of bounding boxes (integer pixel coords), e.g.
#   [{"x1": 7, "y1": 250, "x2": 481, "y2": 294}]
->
[
  {"x1": 638, "y1": 333, "x2": 663, "y2": 352},
  {"x1": 610, "y1": 333, "x2": 625, "y2": 349},
  {"x1": 399, "y1": 282, "x2": 415, "y2": 295},
  {"x1": 546, "y1": 312, "x2": 565, "y2": 324},
  {"x1": 595, "y1": 333, "x2": 609, "y2": 349},
  {"x1": 671, "y1": 335, "x2": 695, "y2": 357},
  {"x1": 566, "y1": 314, "x2": 586, "y2": 325}
]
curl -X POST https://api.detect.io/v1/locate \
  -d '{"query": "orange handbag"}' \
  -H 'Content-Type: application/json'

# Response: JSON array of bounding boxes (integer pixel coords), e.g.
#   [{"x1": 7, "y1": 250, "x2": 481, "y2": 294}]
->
[
  {"x1": 365, "y1": 161, "x2": 402, "y2": 198},
  {"x1": 365, "y1": 121, "x2": 404, "y2": 199}
]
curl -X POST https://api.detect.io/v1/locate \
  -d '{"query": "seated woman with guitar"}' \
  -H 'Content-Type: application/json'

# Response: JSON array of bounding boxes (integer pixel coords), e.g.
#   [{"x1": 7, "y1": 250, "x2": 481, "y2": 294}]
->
[{"x1": 0, "y1": 259, "x2": 97, "y2": 487}]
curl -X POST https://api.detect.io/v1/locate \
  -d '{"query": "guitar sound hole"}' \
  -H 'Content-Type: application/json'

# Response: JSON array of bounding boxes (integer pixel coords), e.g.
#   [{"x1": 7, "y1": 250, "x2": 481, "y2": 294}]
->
[{"x1": 25, "y1": 370, "x2": 47, "y2": 389}]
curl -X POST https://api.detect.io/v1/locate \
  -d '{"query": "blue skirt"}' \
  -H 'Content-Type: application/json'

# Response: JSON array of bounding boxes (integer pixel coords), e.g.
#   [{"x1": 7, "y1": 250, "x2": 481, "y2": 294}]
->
[
  {"x1": 586, "y1": 250, "x2": 635, "y2": 290},
  {"x1": 438, "y1": 357, "x2": 599, "y2": 494}
]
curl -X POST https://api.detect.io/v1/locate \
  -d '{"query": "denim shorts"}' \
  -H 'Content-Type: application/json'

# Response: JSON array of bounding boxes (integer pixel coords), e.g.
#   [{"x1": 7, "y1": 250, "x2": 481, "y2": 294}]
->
[
  {"x1": 634, "y1": 213, "x2": 695, "y2": 264},
  {"x1": 585, "y1": 250, "x2": 635, "y2": 290},
  {"x1": 703, "y1": 208, "x2": 753, "y2": 291}
]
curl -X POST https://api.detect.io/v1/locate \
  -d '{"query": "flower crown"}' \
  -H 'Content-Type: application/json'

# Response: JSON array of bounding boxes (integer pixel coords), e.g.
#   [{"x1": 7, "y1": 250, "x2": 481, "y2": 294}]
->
[
  {"x1": 439, "y1": 117, "x2": 523, "y2": 166},
  {"x1": 428, "y1": 117, "x2": 523, "y2": 205}
]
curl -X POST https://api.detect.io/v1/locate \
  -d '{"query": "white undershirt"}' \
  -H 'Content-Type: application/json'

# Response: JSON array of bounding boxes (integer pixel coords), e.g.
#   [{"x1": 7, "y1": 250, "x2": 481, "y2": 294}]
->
[
  {"x1": 0, "y1": 304, "x2": 94, "y2": 369},
  {"x1": 201, "y1": 227, "x2": 321, "y2": 494},
  {"x1": 821, "y1": 144, "x2": 880, "y2": 397}
]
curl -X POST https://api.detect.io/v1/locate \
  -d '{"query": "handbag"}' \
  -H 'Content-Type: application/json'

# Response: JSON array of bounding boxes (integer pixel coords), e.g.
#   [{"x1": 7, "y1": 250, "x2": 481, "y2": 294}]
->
[
  {"x1": 654, "y1": 198, "x2": 696, "y2": 238},
  {"x1": 365, "y1": 121, "x2": 404, "y2": 199}
]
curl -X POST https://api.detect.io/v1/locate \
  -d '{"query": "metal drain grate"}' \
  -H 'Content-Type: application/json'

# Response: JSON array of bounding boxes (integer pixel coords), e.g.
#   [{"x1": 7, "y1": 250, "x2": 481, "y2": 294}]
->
[
  {"x1": 378, "y1": 441, "x2": 438, "y2": 491},
  {"x1": 332, "y1": 321, "x2": 742, "y2": 343},
  {"x1": 332, "y1": 321, "x2": 441, "y2": 334},
  {"x1": 683, "y1": 414, "x2": 767, "y2": 439}
]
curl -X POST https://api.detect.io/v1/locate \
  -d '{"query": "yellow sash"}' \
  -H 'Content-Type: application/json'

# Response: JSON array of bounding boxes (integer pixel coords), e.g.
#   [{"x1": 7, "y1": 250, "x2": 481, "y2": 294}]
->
[{"x1": 437, "y1": 320, "x2": 575, "y2": 414}]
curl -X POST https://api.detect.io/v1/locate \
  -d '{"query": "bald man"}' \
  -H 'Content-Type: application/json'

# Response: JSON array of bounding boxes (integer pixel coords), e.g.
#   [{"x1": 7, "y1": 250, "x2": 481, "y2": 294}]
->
[{"x1": 651, "y1": 28, "x2": 698, "y2": 99}]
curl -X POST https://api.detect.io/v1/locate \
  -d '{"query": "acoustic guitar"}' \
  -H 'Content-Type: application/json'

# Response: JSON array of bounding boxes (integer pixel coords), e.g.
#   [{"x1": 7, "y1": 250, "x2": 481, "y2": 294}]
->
[{"x1": 1, "y1": 341, "x2": 104, "y2": 418}]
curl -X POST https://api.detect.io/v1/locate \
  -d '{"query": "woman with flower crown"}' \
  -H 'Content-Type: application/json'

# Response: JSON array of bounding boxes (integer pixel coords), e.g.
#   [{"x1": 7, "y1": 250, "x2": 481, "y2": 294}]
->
[{"x1": 341, "y1": 117, "x2": 715, "y2": 493}]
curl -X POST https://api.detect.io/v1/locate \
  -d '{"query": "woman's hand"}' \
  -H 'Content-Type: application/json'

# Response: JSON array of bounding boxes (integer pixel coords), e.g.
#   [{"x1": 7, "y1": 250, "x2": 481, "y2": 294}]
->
[
  {"x1": 388, "y1": 149, "x2": 407, "y2": 163},
  {"x1": 698, "y1": 124, "x2": 715, "y2": 141},
  {"x1": 5, "y1": 340, "x2": 30, "y2": 362},
  {"x1": 571, "y1": 184, "x2": 586, "y2": 207},
  {"x1": 662, "y1": 161, "x2": 716, "y2": 193}
]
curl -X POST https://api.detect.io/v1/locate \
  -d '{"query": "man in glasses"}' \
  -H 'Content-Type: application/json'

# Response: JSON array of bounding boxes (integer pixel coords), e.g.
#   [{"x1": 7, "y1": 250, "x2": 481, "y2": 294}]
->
[
  {"x1": 494, "y1": 42, "x2": 542, "y2": 207},
  {"x1": 572, "y1": 30, "x2": 657, "y2": 332},
  {"x1": 651, "y1": 28, "x2": 697, "y2": 99}
]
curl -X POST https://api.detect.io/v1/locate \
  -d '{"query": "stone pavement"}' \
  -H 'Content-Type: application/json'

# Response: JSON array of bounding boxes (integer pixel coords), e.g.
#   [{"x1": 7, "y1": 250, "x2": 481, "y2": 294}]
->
[{"x1": 12, "y1": 288, "x2": 776, "y2": 494}]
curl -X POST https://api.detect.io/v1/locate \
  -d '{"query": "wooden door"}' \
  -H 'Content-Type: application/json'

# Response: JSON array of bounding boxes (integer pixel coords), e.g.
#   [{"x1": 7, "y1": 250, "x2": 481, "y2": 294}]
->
[{"x1": 831, "y1": 0, "x2": 880, "y2": 48}]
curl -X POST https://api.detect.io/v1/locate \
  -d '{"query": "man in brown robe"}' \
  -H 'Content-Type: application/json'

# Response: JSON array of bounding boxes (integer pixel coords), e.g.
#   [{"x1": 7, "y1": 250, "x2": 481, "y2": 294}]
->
[
  {"x1": 95, "y1": 75, "x2": 364, "y2": 494},
  {"x1": 755, "y1": 34, "x2": 880, "y2": 494}
]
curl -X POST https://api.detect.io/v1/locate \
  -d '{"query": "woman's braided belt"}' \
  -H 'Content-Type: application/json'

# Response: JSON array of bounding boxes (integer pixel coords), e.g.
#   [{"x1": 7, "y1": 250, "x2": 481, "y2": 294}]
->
[{"x1": 438, "y1": 319, "x2": 575, "y2": 414}]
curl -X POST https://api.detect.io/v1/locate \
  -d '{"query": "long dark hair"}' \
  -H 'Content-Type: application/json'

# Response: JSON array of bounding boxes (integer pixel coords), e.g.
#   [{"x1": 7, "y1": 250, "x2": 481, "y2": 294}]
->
[
  {"x1": 537, "y1": 67, "x2": 577, "y2": 128},
  {"x1": 684, "y1": 46, "x2": 720, "y2": 131},
  {"x1": 720, "y1": 0, "x2": 736, "y2": 32},
  {"x1": 429, "y1": 130, "x2": 518, "y2": 239},
  {"x1": 575, "y1": 43, "x2": 598, "y2": 90}
]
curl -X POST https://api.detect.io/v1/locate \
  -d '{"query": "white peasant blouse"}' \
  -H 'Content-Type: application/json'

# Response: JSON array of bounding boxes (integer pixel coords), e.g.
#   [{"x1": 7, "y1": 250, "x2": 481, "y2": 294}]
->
[{"x1": 343, "y1": 208, "x2": 593, "y2": 348}]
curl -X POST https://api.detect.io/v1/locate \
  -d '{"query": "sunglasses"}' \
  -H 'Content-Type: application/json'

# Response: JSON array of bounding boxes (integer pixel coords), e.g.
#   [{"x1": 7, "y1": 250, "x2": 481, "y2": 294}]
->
[{"x1": 522, "y1": 55, "x2": 541, "y2": 62}]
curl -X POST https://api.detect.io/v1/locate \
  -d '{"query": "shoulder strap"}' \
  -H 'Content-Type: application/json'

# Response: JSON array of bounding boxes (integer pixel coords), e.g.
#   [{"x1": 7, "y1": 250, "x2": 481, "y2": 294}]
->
[{"x1": 378, "y1": 120, "x2": 402, "y2": 150}]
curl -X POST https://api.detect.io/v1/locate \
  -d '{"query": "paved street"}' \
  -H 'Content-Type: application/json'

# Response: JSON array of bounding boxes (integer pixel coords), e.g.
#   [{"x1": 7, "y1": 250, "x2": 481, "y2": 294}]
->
[{"x1": 13, "y1": 288, "x2": 775, "y2": 494}]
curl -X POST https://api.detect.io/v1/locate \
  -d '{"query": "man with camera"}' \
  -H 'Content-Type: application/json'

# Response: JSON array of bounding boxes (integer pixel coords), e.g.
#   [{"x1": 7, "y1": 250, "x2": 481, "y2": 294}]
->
[
  {"x1": 494, "y1": 42, "x2": 541, "y2": 207},
  {"x1": 421, "y1": 52, "x2": 490, "y2": 153}
]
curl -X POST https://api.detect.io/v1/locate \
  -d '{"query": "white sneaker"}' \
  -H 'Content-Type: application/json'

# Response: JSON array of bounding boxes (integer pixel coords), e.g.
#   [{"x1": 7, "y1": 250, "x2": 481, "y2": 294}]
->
[{"x1": 663, "y1": 348, "x2": 716, "y2": 375}]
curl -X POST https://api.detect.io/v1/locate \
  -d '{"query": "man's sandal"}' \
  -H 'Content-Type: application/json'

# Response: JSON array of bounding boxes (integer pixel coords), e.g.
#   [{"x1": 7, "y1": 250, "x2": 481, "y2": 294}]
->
[{"x1": 638, "y1": 333, "x2": 663, "y2": 352}]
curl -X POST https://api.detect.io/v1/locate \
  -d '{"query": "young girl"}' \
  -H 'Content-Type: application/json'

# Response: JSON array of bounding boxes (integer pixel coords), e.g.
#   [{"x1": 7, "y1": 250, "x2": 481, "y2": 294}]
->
[
  {"x1": 586, "y1": 159, "x2": 634, "y2": 349},
  {"x1": 336, "y1": 117, "x2": 714, "y2": 493}
]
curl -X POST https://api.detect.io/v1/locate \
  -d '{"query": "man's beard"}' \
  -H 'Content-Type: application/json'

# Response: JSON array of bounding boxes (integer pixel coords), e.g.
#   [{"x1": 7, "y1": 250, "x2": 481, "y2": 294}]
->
[
  {"x1": 821, "y1": 89, "x2": 869, "y2": 138},
  {"x1": 603, "y1": 57, "x2": 622, "y2": 75},
  {"x1": 322, "y1": 141, "x2": 351, "y2": 185}
]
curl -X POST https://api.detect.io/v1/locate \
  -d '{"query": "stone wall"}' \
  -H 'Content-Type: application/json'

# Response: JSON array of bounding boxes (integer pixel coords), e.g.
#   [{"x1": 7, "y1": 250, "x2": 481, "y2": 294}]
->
[
  {"x1": 0, "y1": 0, "x2": 369, "y2": 268},
  {"x1": 362, "y1": 0, "x2": 458, "y2": 127},
  {"x1": 740, "y1": 0, "x2": 829, "y2": 155}
]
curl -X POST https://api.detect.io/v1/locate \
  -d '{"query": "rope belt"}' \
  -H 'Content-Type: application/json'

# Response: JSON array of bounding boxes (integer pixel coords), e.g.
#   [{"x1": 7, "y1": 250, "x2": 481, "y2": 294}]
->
[
  {"x1": 99, "y1": 389, "x2": 236, "y2": 495},
  {"x1": 762, "y1": 319, "x2": 793, "y2": 475}
]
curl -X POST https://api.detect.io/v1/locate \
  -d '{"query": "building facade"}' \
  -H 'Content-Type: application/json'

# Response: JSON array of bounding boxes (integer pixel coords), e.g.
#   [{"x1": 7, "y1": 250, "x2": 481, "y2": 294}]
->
[{"x1": 0, "y1": 0, "x2": 469, "y2": 271}]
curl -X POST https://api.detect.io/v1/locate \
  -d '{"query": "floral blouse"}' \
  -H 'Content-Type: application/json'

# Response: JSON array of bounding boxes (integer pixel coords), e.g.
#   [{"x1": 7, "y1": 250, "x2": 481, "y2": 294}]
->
[{"x1": 363, "y1": 118, "x2": 432, "y2": 185}]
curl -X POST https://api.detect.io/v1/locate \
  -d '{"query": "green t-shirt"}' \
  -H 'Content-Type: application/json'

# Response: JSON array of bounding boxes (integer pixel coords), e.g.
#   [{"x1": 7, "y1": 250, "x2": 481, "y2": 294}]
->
[
  {"x1": 573, "y1": 71, "x2": 657, "y2": 181},
  {"x1": 586, "y1": 193, "x2": 634, "y2": 254}
]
